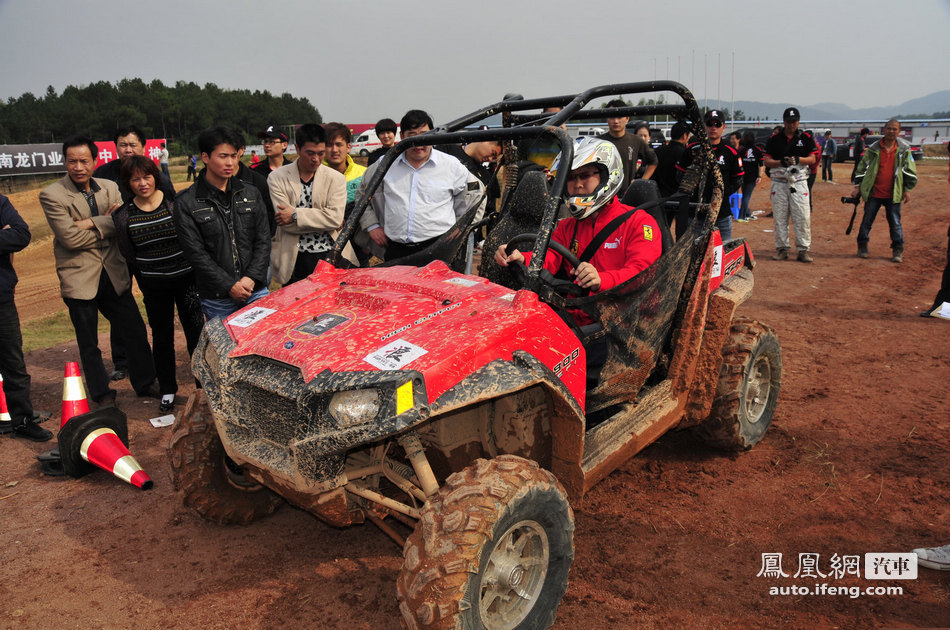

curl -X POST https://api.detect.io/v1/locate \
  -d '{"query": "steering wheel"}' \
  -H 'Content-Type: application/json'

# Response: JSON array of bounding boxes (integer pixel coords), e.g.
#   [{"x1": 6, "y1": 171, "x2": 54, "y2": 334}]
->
[{"x1": 504, "y1": 234, "x2": 587, "y2": 297}]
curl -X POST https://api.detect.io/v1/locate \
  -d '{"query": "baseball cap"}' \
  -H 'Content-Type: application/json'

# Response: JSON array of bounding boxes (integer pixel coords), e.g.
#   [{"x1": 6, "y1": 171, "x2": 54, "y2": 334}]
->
[
  {"x1": 704, "y1": 110, "x2": 725, "y2": 125},
  {"x1": 783, "y1": 107, "x2": 801, "y2": 122},
  {"x1": 256, "y1": 125, "x2": 288, "y2": 141}
]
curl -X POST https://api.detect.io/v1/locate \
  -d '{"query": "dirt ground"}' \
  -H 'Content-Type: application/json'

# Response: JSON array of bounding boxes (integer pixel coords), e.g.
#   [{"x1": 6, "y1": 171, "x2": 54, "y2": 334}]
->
[{"x1": 1, "y1": 161, "x2": 948, "y2": 629}]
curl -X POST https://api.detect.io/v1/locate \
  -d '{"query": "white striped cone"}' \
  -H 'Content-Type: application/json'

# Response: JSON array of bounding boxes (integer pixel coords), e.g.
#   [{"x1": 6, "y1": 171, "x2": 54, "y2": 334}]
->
[
  {"x1": 61, "y1": 362, "x2": 90, "y2": 428},
  {"x1": 0, "y1": 374, "x2": 10, "y2": 434},
  {"x1": 79, "y1": 427, "x2": 153, "y2": 490},
  {"x1": 0, "y1": 374, "x2": 10, "y2": 422}
]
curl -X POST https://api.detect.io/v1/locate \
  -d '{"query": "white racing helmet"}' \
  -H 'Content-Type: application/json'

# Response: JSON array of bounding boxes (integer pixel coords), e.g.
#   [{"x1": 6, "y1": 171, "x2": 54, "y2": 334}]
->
[{"x1": 550, "y1": 136, "x2": 623, "y2": 219}]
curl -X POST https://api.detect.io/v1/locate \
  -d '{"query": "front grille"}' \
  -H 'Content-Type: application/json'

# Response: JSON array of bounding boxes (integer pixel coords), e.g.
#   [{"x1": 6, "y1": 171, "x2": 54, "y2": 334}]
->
[{"x1": 228, "y1": 382, "x2": 305, "y2": 445}]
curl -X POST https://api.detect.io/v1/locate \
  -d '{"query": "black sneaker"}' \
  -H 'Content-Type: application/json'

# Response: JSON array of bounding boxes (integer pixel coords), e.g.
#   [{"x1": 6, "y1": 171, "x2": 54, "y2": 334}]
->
[
  {"x1": 110, "y1": 369, "x2": 128, "y2": 381},
  {"x1": 11, "y1": 420, "x2": 53, "y2": 442},
  {"x1": 159, "y1": 395, "x2": 176, "y2": 413}
]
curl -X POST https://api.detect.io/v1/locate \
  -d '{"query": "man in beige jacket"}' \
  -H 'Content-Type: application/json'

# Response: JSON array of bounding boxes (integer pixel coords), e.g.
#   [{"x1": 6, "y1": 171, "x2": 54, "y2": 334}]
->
[
  {"x1": 268, "y1": 124, "x2": 356, "y2": 285},
  {"x1": 39, "y1": 136, "x2": 157, "y2": 404}
]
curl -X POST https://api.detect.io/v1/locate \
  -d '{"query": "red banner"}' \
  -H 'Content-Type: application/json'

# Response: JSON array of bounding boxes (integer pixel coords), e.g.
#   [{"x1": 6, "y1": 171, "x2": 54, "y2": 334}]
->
[{"x1": 93, "y1": 139, "x2": 167, "y2": 166}]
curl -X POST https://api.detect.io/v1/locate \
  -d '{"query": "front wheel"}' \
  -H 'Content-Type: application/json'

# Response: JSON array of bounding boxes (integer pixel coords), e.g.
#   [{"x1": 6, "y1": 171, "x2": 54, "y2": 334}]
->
[
  {"x1": 695, "y1": 318, "x2": 782, "y2": 451},
  {"x1": 360, "y1": 149, "x2": 369, "y2": 157},
  {"x1": 397, "y1": 455, "x2": 574, "y2": 629},
  {"x1": 167, "y1": 390, "x2": 283, "y2": 525}
]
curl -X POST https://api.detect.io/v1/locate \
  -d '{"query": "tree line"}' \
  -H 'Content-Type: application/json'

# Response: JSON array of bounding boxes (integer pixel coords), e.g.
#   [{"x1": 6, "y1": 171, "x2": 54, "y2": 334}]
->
[{"x1": 0, "y1": 79, "x2": 321, "y2": 152}]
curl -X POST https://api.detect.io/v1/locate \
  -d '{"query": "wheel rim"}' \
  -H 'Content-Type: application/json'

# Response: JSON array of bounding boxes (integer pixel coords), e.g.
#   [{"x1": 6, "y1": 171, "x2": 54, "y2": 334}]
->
[
  {"x1": 223, "y1": 454, "x2": 265, "y2": 492},
  {"x1": 743, "y1": 355, "x2": 772, "y2": 424},
  {"x1": 479, "y1": 519, "x2": 549, "y2": 628}
]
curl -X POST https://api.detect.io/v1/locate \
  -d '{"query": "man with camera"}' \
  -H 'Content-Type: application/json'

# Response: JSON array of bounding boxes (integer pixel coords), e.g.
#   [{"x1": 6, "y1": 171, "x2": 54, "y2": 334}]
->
[
  {"x1": 763, "y1": 107, "x2": 819, "y2": 262},
  {"x1": 851, "y1": 119, "x2": 917, "y2": 263}
]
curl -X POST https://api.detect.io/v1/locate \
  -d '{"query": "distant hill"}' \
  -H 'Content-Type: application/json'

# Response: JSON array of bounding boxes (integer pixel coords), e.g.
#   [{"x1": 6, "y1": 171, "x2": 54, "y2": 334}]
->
[{"x1": 732, "y1": 90, "x2": 950, "y2": 121}]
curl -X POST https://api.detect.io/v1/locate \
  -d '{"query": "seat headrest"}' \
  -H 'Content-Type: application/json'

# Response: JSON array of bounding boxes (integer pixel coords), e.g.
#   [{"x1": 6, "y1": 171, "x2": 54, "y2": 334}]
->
[
  {"x1": 620, "y1": 179, "x2": 660, "y2": 208},
  {"x1": 507, "y1": 170, "x2": 549, "y2": 223}
]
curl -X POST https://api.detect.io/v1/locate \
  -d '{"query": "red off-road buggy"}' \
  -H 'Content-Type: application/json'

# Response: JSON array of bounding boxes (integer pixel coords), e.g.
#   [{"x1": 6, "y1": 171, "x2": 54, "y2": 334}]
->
[{"x1": 168, "y1": 81, "x2": 781, "y2": 629}]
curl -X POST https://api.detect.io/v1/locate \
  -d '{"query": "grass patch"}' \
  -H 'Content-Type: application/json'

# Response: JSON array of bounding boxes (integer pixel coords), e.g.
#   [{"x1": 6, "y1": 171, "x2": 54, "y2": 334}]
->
[{"x1": 21, "y1": 294, "x2": 147, "y2": 354}]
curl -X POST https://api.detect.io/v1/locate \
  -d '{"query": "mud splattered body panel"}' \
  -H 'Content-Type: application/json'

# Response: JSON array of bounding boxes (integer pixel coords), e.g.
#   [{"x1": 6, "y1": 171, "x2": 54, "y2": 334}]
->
[
  {"x1": 193, "y1": 260, "x2": 586, "y2": 501},
  {"x1": 223, "y1": 260, "x2": 586, "y2": 405}
]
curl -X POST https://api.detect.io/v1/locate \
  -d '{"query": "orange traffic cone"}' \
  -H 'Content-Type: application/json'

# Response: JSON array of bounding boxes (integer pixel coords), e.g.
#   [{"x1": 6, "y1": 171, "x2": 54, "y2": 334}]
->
[
  {"x1": 79, "y1": 427, "x2": 153, "y2": 490},
  {"x1": 0, "y1": 374, "x2": 11, "y2": 434},
  {"x1": 57, "y1": 396, "x2": 153, "y2": 491},
  {"x1": 61, "y1": 361, "x2": 90, "y2": 427}
]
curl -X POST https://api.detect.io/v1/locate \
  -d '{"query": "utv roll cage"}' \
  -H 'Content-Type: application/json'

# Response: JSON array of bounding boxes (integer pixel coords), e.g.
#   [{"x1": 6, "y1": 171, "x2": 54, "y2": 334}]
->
[{"x1": 332, "y1": 80, "x2": 723, "y2": 291}]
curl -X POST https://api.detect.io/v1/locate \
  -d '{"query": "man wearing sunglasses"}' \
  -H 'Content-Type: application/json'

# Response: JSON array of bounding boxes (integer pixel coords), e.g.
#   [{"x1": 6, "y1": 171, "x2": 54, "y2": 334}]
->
[
  {"x1": 675, "y1": 109, "x2": 744, "y2": 240},
  {"x1": 253, "y1": 125, "x2": 291, "y2": 176},
  {"x1": 763, "y1": 107, "x2": 819, "y2": 262}
]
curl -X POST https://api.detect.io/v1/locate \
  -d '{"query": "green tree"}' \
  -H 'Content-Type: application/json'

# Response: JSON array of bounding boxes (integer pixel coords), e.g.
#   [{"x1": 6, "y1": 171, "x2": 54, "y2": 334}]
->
[{"x1": 0, "y1": 78, "x2": 323, "y2": 151}]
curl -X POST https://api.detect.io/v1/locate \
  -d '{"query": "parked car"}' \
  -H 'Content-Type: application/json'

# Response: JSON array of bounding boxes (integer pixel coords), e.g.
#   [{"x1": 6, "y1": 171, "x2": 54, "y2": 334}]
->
[
  {"x1": 732, "y1": 127, "x2": 775, "y2": 151},
  {"x1": 625, "y1": 120, "x2": 667, "y2": 148},
  {"x1": 836, "y1": 135, "x2": 923, "y2": 163},
  {"x1": 350, "y1": 129, "x2": 382, "y2": 157},
  {"x1": 575, "y1": 126, "x2": 606, "y2": 138}
]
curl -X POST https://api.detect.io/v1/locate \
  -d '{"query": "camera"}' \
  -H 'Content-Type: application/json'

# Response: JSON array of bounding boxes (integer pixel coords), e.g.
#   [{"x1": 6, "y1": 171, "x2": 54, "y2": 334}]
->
[{"x1": 840, "y1": 196, "x2": 860, "y2": 206}]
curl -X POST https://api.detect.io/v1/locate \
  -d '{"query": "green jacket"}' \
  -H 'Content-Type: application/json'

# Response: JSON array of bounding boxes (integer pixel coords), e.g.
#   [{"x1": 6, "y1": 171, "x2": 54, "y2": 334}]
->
[
  {"x1": 323, "y1": 154, "x2": 366, "y2": 205},
  {"x1": 854, "y1": 138, "x2": 917, "y2": 203}
]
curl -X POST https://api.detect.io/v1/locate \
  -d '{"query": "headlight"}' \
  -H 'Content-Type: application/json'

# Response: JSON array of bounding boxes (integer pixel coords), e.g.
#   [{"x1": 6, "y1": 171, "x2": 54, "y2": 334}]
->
[{"x1": 328, "y1": 389, "x2": 381, "y2": 427}]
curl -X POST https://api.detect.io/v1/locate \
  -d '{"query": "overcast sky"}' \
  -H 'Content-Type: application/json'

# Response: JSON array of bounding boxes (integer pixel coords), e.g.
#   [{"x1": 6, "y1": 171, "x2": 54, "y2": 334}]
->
[{"x1": 2, "y1": 0, "x2": 949, "y2": 126}]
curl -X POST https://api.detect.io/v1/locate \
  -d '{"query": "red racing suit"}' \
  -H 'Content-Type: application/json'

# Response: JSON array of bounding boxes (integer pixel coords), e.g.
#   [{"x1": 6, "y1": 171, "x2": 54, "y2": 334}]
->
[{"x1": 525, "y1": 196, "x2": 662, "y2": 325}]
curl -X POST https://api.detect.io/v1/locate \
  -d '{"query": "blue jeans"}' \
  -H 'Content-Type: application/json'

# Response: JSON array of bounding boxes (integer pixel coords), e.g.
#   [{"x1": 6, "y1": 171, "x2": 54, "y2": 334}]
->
[
  {"x1": 740, "y1": 181, "x2": 757, "y2": 220},
  {"x1": 716, "y1": 214, "x2": 733, "y2": 241},
  {"x1": 200, "y1": 287, "x2": 269, "y2": 322},
  {"x1": 857, "y1": 197, "x2": 903, "y2": 248}
]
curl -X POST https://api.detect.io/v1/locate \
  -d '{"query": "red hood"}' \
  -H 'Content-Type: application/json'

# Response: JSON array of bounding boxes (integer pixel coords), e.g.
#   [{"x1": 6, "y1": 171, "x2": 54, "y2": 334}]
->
[{"x1": 221, "y1": 261, "x2": 586, "y2": 405}]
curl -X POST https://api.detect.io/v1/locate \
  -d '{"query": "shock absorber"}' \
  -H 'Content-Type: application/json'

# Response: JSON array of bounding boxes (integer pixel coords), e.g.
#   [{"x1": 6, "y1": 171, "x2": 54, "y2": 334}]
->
[{"x1": 398, "y1": 433, "x2": 439, "y2": 498}]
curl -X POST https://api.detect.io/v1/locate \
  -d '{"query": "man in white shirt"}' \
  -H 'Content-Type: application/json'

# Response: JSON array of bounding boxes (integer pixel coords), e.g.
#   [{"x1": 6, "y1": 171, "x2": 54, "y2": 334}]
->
[
  {"x1": 359, "y1": 109, "x2": 480, "y2": 261},
  {"x1": 159, "y1": 142, "x2": 170, "y2": 177}
]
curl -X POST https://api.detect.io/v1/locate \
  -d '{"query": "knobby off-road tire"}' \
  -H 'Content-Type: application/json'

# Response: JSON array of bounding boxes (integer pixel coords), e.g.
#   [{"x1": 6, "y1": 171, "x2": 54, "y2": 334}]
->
[
  {"x1": 696, "y1": 318, "x2": 782, "y2": 451},
  {"x1": 397, "y1": 455, "x2": 574, "y2": 630},
  {"x1": 167, "y1": 391, "x2": 282, "y2": 525}
]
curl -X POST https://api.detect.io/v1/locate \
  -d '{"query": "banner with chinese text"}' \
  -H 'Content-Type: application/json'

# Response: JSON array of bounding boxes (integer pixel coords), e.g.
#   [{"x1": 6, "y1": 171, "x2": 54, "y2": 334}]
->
[
  {"x1": 0, "y1": 144, "x2": 65, "y2": 176},
  {"x1": 0, "y1": 139, "x2": 167, "y2": 177}
]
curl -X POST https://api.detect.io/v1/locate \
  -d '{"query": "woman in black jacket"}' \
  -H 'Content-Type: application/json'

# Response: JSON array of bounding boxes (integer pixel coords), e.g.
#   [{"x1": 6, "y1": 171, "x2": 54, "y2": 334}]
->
[{"x1": 114, "y1": 155, "x2": 204, "y2": 412}]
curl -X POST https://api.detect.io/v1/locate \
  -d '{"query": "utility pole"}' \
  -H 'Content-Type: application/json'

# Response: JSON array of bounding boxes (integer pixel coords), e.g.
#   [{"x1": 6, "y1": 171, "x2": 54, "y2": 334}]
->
[
  {"x1": 731, "y1": 51, "x2": 736, "y2": 122},
  {"x1": 717, "y1": 53, "x2": 721, "y2": 111}
]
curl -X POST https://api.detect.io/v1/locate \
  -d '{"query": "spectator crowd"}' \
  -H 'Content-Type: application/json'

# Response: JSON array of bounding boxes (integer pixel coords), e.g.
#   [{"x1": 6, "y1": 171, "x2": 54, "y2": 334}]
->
[{"x1": 0, "y1": 102, "x2": 934, "y2": 448}]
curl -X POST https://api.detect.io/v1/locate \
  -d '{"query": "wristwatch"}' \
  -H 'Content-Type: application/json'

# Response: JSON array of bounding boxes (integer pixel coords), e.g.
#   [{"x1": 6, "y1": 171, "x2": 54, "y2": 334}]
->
[{"x1": 292, "y1": 211, "x2": 297, "y2": 222}]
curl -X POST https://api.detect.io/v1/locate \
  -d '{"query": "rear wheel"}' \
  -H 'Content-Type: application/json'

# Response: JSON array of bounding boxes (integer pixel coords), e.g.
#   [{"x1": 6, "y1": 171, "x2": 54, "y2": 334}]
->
[
  {"x1": 397, "y1": 455, "x2": 574, "y2": 629},
  {"x1": 360, "y1": 149, "x2": 369, "y2": 157},
  {"x1": 167, "y1": 390, "x2": 282, "y2": 524},
  {"x1": 696, "y1": 318, "x2": 781, "y2": 451}
]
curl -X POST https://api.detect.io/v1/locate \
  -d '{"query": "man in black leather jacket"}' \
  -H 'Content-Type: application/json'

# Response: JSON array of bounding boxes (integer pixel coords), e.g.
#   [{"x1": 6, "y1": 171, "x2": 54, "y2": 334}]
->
[{"x1": 175, "y1": 127, "x2": 271, "y2": 321}]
